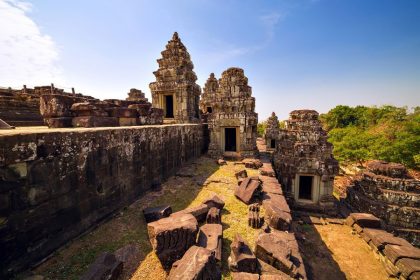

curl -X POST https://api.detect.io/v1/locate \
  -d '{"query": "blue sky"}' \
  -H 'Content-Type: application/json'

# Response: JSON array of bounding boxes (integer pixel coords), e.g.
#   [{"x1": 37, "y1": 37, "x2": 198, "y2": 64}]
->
[{"x1": 1, "y1": 0, "x2": 419, "y2": 120}]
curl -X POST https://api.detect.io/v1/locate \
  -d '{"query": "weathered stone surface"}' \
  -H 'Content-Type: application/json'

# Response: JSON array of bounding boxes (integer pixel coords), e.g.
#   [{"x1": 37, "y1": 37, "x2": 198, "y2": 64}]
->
[
  {"x1": 256, "y1": 231, "x2": 306, "y2": 279},
  {"x1": 235, "y1": 177, "x2": 261, "y2": 204},
  {"x1": 243, "y1": 158, "x2": 263, "y2": 169},
  {"x1": 168, "y1": 246, "x2": 221, "y2": 280},
  {"x1": 231, "y1": 272, "x2": 259, "y2": 280},
  {"x1": 205, "y1": 68, "x2": 258, "y2": 158},
  {"x1": 143, "y1": 205, "x2": 172, "y2": 223},
  {"x1": 114, "y1": 244, "x2": 141, "y2": 278},
  {"x1": 370, "y1": 231, "x2": 411, "y2": 251},
  {"x1": 367, "y1": 160, "x2": 409, "y2": 179},
  {"x1": 0, "y1": 118, "x2": 15, "y2": 129},
  {"x1": 262, "y1": 201, "x2": 292, "y2": 231},
  {"x1": 150, "y1": 32, "x2": 201, "y2": 123},
  {"x1": 248, "y1": 203, "x2": 262, "y2": 229},
  {"x1": 203, "y1": 194, "x2": 225, "y2": 210},
  {"x1": 260, "y1": 275, "x2": 291, "y2": 280},
  {"x1": 360, "y1": 228, "x2": 387, "y2": 243},
  {"x1": 260, "y1": 176, "x2": 283, "y2": 195},
  {"x1": 344, "y1": 161, "x2": 420, "y2": 246},
  {"x1": 272, "y1": 110, "x2": 339, "y2": 212},
  {"x1": 229, "y1": 234, "x2": 259, "y2": 273},
  {"x1": 147, "y1": 213, "x2": 198, "y2": 267},
  {"x1": 384, "y1": 244, "x2": 420, "y2": 264},
  {"x1": 349, "y1": 213, "x2": 382, "y2": 228},
  {"x1": 259, "y1": 165, "x2": 275, "y2": 177},
  {"x1": 206, "y1": 207, "x2": 221, "y2": 224},
  {"x1": 235, "y1": 169, "x2": 248, "y2": 179},
  {"x1": 0, "y1": 124, "x2": 205, "y2": 277},
  {"x1": 80, "y1": 252, "x2": 123, "y2": 280},
  {"x1": 197, "y1": 224, "x2": 223, "y2": 262},
  {"x1": 172, "y1": 204, "x2": 210, "y2": 223},
  {"x1": 217, "y1": 159, "x2": 227, "y2": 165},
  {"x1": 72, "y1": 116, "x2": 119, "y2": 128},
  {"x1": 396, "y1": 258, "x2": 420, "y2": 279}
]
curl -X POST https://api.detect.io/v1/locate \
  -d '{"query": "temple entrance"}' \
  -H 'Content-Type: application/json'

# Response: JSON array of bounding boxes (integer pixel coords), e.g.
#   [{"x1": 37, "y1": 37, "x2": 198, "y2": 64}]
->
[
  {"x1": 224, "y1": 128, "x2": 237, "y2": 152},
  {"x1": 165, "y1": 95, "x2": 174, "y2": 118},
  {"x1": 299, "y1": 175, "x2": 313, "y2": 200},
  {"x1": 270, "y1": 139, "x2": 276, "y2": 149}
]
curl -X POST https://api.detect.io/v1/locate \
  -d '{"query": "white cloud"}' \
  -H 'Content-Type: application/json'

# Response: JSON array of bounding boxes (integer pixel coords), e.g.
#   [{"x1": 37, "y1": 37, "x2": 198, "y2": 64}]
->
[{"x1": 0, "y1": 0, "x2": 64, "y2": 88}]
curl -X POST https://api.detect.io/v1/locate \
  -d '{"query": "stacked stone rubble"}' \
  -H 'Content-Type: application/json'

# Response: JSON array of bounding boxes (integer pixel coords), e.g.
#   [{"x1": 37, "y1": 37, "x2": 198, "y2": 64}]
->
[
  {"x1": 0, "y1": 86, "x2": 48, "y2": 126},
  {"x1": 40, "y1": 87, "x2": 163, "y2": 128},
  {"x1": 206, "y1": 68, "x2": 258, "y2": 158},
  {"x1": 264, "y1": 112, "x2": 280, "y2": 151},
  {"x1": 345, "y1": 160, "x2": 420, "y2": 247},
  {"x1": 273, "y1": 110, "x2": 339, "y2": 212},
  {"x1": 150, "y1": 32, "x2": 201, "y2": 123}
]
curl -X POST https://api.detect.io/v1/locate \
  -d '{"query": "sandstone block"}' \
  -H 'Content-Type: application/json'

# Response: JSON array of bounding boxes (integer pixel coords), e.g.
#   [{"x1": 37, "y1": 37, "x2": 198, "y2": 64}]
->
[
  {"x1": 80, "y1": 252, "x2": 123, "y2": 280},
  {"x1": 147, "y1": 213, "x2": 198, "y2": 268},
  {"x1": 44, "y1": 117, "x2": 73, "y2": 128},
  {"x1": 243, "y1": 158, "x2": 263, "y2": 169},
  {"x1": 168, "y1": 246, "x2": 221, "y2": 280},
  {"x1": 228, "y1": 234, "x2": 259, "y2": 273},
  {"x1": 197, "y1": 224, "x2": 223, "y2": 262},
  {"x1": 235, "y1": 169, "x2": 248, "y2": 179},
  {"x1": 384, "y1": 244, "x2": 420, "y2": 265},
  {"x1": 235, "y1": 177, "x2": 261, "y2": 204},
  {"x1": 259, "y1": 166, "x2": 275, "y2": 177},
  {"x1": 206, "y1": 207, "x2": 221, "y2": 224},
  {"x1": 172, "y1": 204, "x2": 210, "y2": 223},
  {"x1": 72, "y1": 116, "x2": 118, "y2": 127},
  {"x1": 143, "y1": 205, "x2": 172, "y2": 223},
  {"x1": 231, "y1": 272, "x2": 259, "y2": 280},
  {"x1": 118, "y1": 117, "x2": 139, "y2": 126},
  {"x1": 203, "y1": 194, "x2": 225, "y2": 210},
  {"x1": 396, "y1": 258, "x2": 420, "y2": 279},
  {"x1": 349, "y1": 213, "x2": 381, "y2": 228}
]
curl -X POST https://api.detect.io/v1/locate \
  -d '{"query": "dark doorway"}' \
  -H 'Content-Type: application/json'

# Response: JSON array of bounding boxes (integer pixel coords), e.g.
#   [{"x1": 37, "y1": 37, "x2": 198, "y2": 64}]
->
[
  {"x1": 299, "y1": 176, "x2": 313, "y2": 200},
  {"x1": 225, "y1": 128, "x2": 237, "y2": 152},
  {"x1": 207, "y1": 107, "x2": 213, "y2": 113},
  {"x1": 270, "y1": 139, "x2": 276, "y2": 149},
  {"x1": 165, "y1": 95, "x2": 174, "y2": 118}
]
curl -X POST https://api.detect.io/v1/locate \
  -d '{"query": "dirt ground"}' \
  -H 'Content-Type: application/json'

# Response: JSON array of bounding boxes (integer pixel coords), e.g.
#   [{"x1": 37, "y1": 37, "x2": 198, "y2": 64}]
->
[
  {"x1": 297, "y1": 223, "x2": 389, "y2": 280},
  {"x1": 28, "y1": 155, "x2": 389, "y2": 280}
]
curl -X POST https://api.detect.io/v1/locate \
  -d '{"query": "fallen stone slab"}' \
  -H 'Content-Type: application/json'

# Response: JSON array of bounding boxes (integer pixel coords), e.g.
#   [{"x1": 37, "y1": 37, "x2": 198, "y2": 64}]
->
[
  {"x1": 260, "y1": 178, "x2": 283, "y2": 196},
  {"x1": 206, "y1": 207, "x2": 221, "y2": 224},
  {"x1": 172, "y1": 204, "x2": 210, "y2": 223},
  {"x1": 243, "y1": 158, "x2": 263, "y2": 169},
  {"x1": 235, "y1": 177, "x2": 261, "y2": 204},
  {"x1": 229, "y1": 234, "x2": 259, "y2": 273},
  {"x1": 235, "y1": 169, "x2": 248, "y2": 179},
  {"x1": 262, "y1": 200, "x2": 291, "y2": 231},
  {"x1": 114, "y1": 244, "x2": 141, "y2": 278},
  {"x1": 168, "y1": 246, "x2": 221, "y2": 280},
  {"x1": 197, "y1": 224, "x2": 223, "y2": 262},
  {"x1": 259, "y1": 259, "x2": 293, "y2": 279},
  {"x1": 349, "y1": 213, "x2": 381, "y2": 228},
  {"x1": 262, "y1": 193, "x2": 290, "y2": 213},
  {"x1": 255, "y1": 232, "x2": 293, "y2": 275},
  {"x1": 255, "y1": 230, "x2": 307, "y2": 279},
  {"x1": 370, "y1": 232, "x2": 412, "y2": 251},
  {"x1": 396, "y1": 258, "x2": 420, "y2": 279},
  {"x1": 259, "y1": 166, "x2": 276, "y2": 177},
  {"x1": 147, "y1": 213, "x2": 198, "y2": 268},
  {"x1": 384, "y1": 244, "x2": 420, "y2": 264},
  {"x1": 203, "y1": 194, "x2": 225, "y2": 210},
  {"x1": 143, "y1": 205, "x2": 172, "y2": 223},
  {"x1": 248, "y1": 203, "x2": 262, "y2": 229},
  {"x1": 360, "y1": 228, "x2": 388, "y2": 244},
  {"x1": 80, "y1": 252, "x2": 123, "y2": 280},
  {"x1": 231, "y1": 272, "x2": 259, "y2": 280}
]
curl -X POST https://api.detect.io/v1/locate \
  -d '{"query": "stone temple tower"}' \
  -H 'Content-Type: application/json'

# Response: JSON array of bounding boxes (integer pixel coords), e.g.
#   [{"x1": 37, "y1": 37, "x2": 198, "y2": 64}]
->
[
  {"x1": 265, "y1": 112, "x2": 280, "y2": 151},
  {"x1": 206, "y1": 68, "x2": 258, "y2": 158},
  {"x1": 150, "y1": 32, "x2": 201, "y2": 123}
]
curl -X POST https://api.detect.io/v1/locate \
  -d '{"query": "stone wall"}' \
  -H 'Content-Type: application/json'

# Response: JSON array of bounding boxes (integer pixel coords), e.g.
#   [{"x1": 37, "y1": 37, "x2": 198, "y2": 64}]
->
[
  {"x1": 345, "y1": 161, "x2": 420, "y2": 246},
  {"x1": 0, "y1": 124, "x2": 206, "y2": 277}
]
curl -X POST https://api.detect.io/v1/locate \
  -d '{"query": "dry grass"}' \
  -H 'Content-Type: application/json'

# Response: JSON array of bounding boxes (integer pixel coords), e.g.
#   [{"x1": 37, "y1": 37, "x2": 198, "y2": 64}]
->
[{"x1": 32, "y1": 156, "x2": 260, "y2": 280}]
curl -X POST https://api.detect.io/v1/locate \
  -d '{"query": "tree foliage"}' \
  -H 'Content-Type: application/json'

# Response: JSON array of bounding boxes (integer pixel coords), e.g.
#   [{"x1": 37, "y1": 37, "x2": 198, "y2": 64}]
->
[{"x1": 320, "y1": 105, "x2": 420, "y2": 169}]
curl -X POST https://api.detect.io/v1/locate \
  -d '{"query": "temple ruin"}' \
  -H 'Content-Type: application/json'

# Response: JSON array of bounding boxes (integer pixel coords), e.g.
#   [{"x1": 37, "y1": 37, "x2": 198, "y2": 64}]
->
[
  {"x1": 273, "y1": 110, "x2": 339, "y2": 212},
  {"x1": 345, "y1": 160, "x2": 420, "y2": 246},
  {"x1": 205, "y1": 68, "x2": 258, "y2": 158},
  {"x1": 264, "y1": 112, "x2": 280, "y2": 151},
  {"x1": 150, "y1": 32, "x2": 201, "y2": 123}
]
